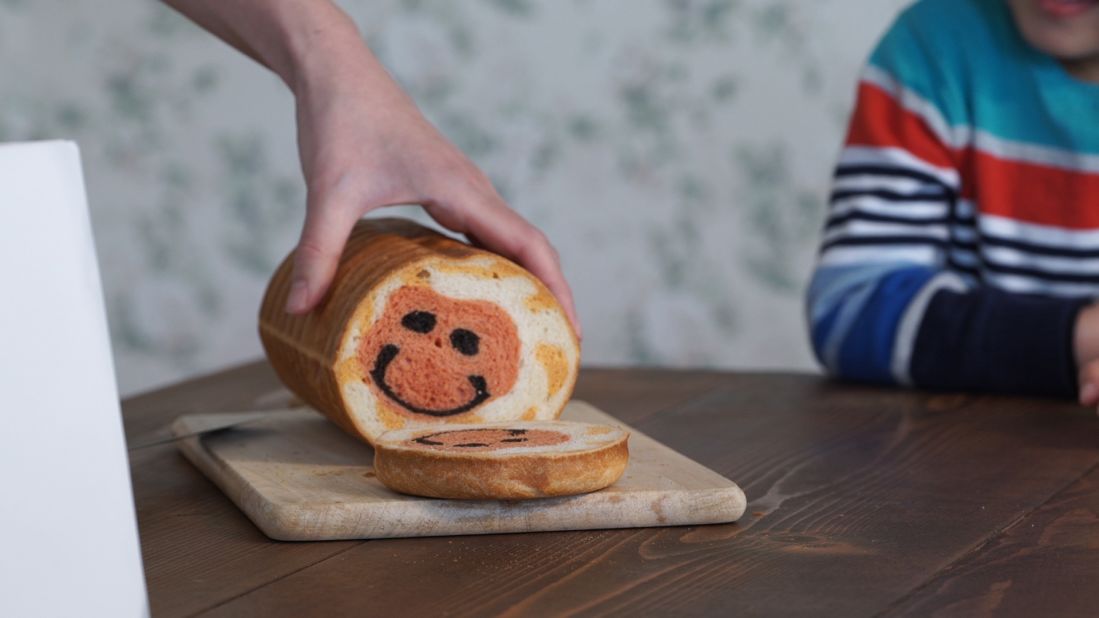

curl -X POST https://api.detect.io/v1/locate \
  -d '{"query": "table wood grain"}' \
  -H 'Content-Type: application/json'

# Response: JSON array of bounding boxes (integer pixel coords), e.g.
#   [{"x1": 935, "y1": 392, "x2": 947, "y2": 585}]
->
[{"x1": 123, "y1": 361, "x2": 1099, "y2": 617}]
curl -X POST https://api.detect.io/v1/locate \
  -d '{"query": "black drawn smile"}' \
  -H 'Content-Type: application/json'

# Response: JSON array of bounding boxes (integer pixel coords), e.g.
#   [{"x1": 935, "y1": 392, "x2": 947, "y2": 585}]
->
[{"x1": 369, "y1": 344, "x2": 490, "y2": 416}]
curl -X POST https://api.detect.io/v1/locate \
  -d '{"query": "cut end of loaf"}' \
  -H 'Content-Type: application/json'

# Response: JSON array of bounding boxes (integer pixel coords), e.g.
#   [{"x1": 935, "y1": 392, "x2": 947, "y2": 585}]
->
[
  {"x1": 258, "y1": 218, "x2": 579, "y2": 446},
  {"x1": 335, "y1": 253, "x2": 579, "y2": 443}
]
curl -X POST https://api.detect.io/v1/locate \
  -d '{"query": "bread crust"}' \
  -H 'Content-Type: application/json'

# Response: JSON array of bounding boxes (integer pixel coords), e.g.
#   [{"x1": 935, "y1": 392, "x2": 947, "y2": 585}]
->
[
  {"x1": 258, "y1": 218, "x2": 580, "y2": 444},
  {"x1": 374, "y1": 428, "x2": 629, "y2": 500}
]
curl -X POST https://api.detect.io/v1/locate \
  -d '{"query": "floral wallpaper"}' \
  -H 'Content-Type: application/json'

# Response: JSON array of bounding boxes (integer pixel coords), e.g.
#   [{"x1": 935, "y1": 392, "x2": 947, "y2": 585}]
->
[{"x1": 0, "y1": 0, "x2": 909, "y2": 395}]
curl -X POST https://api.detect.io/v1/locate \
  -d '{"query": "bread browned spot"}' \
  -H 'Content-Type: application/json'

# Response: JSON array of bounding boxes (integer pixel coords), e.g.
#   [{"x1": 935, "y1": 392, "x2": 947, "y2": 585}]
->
[
  {"x1": 374, "y1": 400, "x2": 407, "y2": 430},
  {"x1": 536, "y1": 343, "x2": 568, "y2": 398},
  {"x1": 525, "y1": 288, "x2": 559, "y2": 313},
  {"x1": 435, "y1": 260, "x2": 527, "y2": 282}
]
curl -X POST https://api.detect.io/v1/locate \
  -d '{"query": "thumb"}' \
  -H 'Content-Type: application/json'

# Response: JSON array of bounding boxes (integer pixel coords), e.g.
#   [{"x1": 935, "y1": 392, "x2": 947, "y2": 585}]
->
[
  {"x1": 285, "y1": 191, "x2": 363, "y2": 314},
  {"x1": 458, "y1": 202, "x2": 582, "y2": 339},
  {"x1": 1078, "y1": 362, "x2": 1099, "y2": 407},
  {"x1": 1081, "y1": 381, "x2": 1099, "y2": 407}
]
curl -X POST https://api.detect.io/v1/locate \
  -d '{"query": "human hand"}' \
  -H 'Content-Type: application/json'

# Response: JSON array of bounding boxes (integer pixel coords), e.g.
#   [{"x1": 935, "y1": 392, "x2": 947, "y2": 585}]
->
[
  {"x1": 162, "y1": 0, "x2": 580, "y2": 335},
  {"x1": 285, "y1": 53, "x2": 580, "y2": 337},
  {"x1": 1079, "y1": 358, "x2": 1099, "y2": 409}
]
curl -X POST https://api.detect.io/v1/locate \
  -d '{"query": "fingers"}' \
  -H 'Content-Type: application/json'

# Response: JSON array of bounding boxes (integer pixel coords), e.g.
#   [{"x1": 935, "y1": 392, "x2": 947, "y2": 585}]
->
[
  {"x1": 286, "y1": 185, "x2": 363, "y2": 314},
  {"x1": 1081, "y1": 382, "x2": 1099, "y2": 407},
  {"x1": 1077, "y1": 360, "x2": 1099, "y2": 407},
  {"x1": 445, "y1": 198, "x2": 583, "y2": 340}
]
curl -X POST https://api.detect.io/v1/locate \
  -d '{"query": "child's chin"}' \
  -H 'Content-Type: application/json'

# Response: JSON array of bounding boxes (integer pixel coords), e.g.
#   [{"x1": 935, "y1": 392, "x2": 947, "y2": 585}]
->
[
  {"x1": 1024, "y1": 32, "x2": 1099, "y2": 63},
  {"x1": 1011, "y1": 0, "x2": 1099, "y2": 60}
]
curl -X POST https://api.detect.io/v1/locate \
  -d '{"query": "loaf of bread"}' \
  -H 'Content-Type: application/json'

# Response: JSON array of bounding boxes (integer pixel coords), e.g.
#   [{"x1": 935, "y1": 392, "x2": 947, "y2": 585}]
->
[
  {"x1": 373, "y1": 420, "x2": 629, "y2": 499},
  {"x1": 259, "y1": 218, "x2": 580, "y2": 445}
]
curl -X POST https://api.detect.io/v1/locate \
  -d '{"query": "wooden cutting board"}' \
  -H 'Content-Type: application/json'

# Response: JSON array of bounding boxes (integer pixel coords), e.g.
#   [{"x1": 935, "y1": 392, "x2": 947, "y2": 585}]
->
[{"x1": 172, "y1": 400, "x2": 746, "y2": 541}]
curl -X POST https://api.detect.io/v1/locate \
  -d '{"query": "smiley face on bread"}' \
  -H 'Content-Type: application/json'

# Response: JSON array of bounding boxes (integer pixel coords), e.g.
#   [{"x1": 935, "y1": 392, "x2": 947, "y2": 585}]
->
[
  {"x1": 359, "y1": 286, "x2": 520, "y2": 417},
  {"x1": 407, "y1": 426, "x2": 569, "y2": 451}
]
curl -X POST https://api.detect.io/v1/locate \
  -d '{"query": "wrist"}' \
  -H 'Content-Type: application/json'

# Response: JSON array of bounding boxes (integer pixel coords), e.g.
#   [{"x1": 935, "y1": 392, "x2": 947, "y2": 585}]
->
[
  {"x1": 251, "y1": 0, "x2": 372, "y2": 97},
  {"x1": 286, "y1": 24, "x2": 368, "y2": 90},
  {"x1": 286, "y1": 25, "x2": 413, "y2": 116}
]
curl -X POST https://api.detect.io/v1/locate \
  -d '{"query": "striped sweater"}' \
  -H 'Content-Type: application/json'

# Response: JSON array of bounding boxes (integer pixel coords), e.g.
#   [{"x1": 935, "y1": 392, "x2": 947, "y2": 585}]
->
[{"x1": 808, "y1": 0, "x2": 1099, "y2": 398}]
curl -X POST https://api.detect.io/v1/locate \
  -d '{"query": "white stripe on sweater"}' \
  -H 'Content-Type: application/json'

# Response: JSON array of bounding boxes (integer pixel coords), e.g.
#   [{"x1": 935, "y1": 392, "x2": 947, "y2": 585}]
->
[
  {"x1": 818, "y1": 245, "x2": 942, "y2": 268},
  {"x1": 823, "y1": 220, "x2": 950, "y2": 245},
  {"x1": 979, "y1": 214, "x2": 1099, "y2": 249},
  {"x1": 830, "y1": 196, "x2": 950, "y2": 220}
]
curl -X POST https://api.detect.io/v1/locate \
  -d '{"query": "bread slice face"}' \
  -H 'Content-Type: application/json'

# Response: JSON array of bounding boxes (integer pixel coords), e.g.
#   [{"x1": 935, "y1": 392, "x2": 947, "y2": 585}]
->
[
  {"x1": 373, "y1": 420, "x2": 629, "y2": 499},
  {"x1": 259, "y1": 218, "x2": 580, "y2": 445}
]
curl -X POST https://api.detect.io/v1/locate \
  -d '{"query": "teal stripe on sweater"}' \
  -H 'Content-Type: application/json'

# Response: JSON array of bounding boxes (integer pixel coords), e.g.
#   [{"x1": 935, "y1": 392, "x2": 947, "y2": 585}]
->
[{"x1": 868, "y1": 0, "x2": 1099, "y2": 156}]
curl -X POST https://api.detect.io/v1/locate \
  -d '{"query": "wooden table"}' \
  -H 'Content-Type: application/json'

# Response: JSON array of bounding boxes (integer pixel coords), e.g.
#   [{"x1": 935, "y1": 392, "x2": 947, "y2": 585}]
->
[{"x1": 125, "y1": 362, "x2": 1099, "y2": 617}]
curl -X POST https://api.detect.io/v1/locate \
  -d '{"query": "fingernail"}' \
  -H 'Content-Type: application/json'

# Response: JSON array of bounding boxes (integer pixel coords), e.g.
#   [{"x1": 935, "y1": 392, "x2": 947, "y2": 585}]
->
[
  {"x1": 286, "y1": 279, "x2": 309, "y2": 314},
  {"x1": 1080, "y1": 383, "x2": 1098, "y2": 405}
]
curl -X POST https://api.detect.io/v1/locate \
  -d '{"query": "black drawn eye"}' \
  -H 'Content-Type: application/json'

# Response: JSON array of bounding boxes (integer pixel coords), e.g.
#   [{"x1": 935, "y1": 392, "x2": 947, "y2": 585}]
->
[
  {"x1": 450, "y1": 328, "x2": 480, "y2": 356},
  {"x1": 401, "y1": 311, "x2": 436, "y2": 334}
]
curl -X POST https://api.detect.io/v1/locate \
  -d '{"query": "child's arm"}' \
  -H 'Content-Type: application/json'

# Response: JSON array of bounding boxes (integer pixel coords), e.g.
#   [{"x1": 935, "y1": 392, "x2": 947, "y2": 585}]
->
[{"x1": 807, "y1": 14, "x2": 1089, "y2": 399}]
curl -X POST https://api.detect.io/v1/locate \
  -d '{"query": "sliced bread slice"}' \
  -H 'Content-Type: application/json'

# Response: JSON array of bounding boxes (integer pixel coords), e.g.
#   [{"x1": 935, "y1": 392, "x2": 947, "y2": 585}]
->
[{"x1": 373, "y1": 420, "x2": 629, "y2": 499}]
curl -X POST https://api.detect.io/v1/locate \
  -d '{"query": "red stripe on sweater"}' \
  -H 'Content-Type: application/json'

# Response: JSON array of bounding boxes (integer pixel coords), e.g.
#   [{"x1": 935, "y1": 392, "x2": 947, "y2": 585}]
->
[
  {"x1": 847, "y1": 81, "x2": 1099, "y2": 230},
  {"x1": 845, "y1": 82, "x2": 955, "y2": 169},
  {"x1": 959, "y1": 148, "x2": 1099, "y2": 229}
]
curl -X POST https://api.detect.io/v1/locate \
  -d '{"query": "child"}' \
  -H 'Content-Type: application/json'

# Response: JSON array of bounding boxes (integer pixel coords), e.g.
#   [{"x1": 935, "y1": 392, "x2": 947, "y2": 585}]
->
[{"x1": 807, "y1": 0, "x2": 1099, "y2": 403}]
